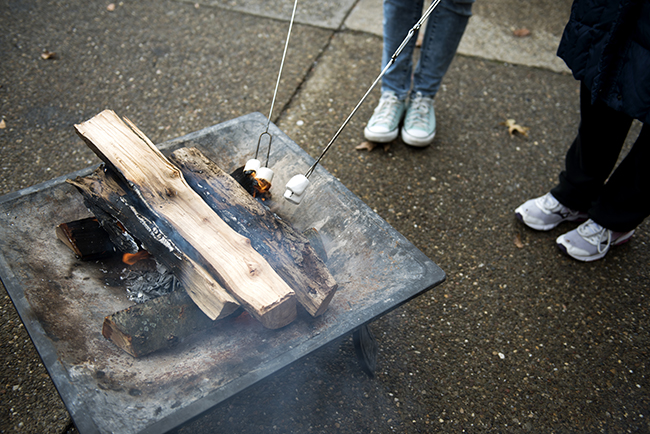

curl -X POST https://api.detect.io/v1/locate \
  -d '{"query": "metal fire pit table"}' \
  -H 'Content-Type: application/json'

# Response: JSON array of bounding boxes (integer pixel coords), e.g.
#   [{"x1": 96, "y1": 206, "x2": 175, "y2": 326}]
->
[{"x1": 0, "y1": 113, "x2": 445, "y2": 434}]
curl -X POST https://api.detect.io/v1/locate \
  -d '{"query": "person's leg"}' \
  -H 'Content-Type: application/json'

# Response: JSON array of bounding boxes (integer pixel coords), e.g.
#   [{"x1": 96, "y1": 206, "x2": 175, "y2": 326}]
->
[
  {"x1": 412, "y1": 0, "x2": 473, "y2": 97},
  {"x1": 589, "y1": 122, "x2": 650, "y2": 232},
  {"x1": 551, "y1": 83, "x2": 633, "y2": 212},
  {"x1": 380, "y1": 0, "x2": 425, "y2": 100}
]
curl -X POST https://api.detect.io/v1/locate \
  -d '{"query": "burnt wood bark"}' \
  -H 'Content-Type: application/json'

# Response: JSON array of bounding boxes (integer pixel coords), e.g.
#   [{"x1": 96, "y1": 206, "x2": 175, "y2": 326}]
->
[
  {"x1": 74, "y1": 110, "x2": 296, "y2": 329},
  {"x1": 169, "y1": 147, "x2": 338, "y2": 317},
  {"x1": 68, "y1": 169, "x2": 241, "y2": 321}
]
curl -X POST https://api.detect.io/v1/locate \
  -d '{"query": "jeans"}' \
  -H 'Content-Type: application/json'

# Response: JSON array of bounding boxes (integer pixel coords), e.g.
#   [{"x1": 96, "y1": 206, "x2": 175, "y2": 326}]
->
[
  {"x1": 381, "y1": 0, "x2": 474, "y2": 100},
  {"x1": 551, "y1": 83, "x2": 650, "y2": 232}
]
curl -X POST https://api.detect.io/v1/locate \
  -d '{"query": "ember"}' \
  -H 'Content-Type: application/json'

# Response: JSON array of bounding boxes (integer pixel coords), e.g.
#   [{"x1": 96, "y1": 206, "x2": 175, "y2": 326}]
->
[
  {"x1": 251, "y1": 175, "x2": 271, "y2": 197},
  {"x1": 230, "y1": 166, "x2": 272, "y2": 200},
  {"x1": 121, "y1": 260, "x2": 180, "y2": 303},
  {"x1": 122, "y1": 250, "x2": 151, "y2": 265}
]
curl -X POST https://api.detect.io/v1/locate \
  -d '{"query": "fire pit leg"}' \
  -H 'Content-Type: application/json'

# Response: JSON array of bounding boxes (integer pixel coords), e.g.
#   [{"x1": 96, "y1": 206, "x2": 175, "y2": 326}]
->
[{"x1": 353, "y1": 324, "x2": 378, "y2": 378}]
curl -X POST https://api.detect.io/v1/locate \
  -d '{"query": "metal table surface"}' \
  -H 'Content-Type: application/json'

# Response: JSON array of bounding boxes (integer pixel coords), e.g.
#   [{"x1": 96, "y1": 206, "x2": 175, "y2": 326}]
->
[{"x1": 0, "y1": 113, "x2": 445, "y2": 434}]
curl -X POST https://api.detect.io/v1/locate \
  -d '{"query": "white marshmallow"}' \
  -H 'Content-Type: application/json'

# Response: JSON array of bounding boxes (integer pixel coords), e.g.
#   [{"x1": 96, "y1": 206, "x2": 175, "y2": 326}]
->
[
  {"x1": 256, "y1": 167, "x2": 274, "y2": 183},
  {"x1": 244, "y1": 159, "x2": 261, "y2": 172},
  {"x1": 284, "y1": 174, "x2": 310, "y2": 204}
]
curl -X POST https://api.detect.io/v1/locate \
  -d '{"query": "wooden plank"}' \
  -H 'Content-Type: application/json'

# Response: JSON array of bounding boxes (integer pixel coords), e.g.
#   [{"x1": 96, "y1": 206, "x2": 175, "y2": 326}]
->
[
  {"x1": 68, "y1": 169, "x2": 240, "y2": 321},
  {"x1": 74, "y1": 110, "x2": 296, "y2": 329},
  {"x1": 170, "y1": 147, "x2": 338, "y2": 317}
]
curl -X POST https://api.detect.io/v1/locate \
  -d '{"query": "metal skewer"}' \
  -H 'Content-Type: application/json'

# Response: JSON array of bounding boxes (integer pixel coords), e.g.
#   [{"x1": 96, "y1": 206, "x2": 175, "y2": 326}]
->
[
  {"x1": 245, "y1": 0, "x2": 300, "y2": 184},
  {"x1": 284, "y1": 0, "x2": 442, "y2": 204}
]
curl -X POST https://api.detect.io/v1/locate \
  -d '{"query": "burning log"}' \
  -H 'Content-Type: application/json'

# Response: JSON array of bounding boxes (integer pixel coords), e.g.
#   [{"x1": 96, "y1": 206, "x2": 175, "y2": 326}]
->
[
  {"x1": 74, "y1": 110, "x2": 296, "y2": 329},
  {"x1": 169, "y1": 147, "x2": 338, "y2": 317},
  {"x1": 68, "y1": 168, "x2": 240, "y2": 321}
]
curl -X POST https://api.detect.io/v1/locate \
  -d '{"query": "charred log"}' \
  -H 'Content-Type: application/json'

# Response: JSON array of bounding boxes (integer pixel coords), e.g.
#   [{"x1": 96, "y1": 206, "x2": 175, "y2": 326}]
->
[
  {"x1": 102, "y1": 289, "x2": 238, "y2": 358},
  {"x1": 169, "y1": 147, "x2": 337, "y2": 317},
  {"x1": 55, "y1": 217, "x2": 116, "y2": 260}
]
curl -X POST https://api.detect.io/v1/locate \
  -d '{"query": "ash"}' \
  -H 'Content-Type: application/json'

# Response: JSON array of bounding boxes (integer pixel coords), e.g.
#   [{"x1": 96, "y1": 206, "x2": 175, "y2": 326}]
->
[{"x1": 121, "y1": 261, "x2": 182, "y2": 303}]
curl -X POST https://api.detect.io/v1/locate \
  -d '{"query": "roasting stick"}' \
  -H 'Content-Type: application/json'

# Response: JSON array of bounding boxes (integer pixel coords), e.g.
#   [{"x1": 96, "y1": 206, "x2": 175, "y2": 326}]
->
[
  {"x1": 244, "y1": 0, "x2": 300, "y2": 184},
  {"x1": 284, "y1": 0, "x2": 443, "y2": 204}
]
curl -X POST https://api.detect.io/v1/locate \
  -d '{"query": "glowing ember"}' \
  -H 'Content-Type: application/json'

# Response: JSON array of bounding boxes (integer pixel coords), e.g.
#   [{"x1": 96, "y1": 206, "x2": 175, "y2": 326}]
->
[
  {"x1": 251, "y1": 175, "x2": 271, "y2": 197},
  {"x1": 122, "y1": 250, "x2": 151, "y2": 265},
  {"x1": 231, "y1": 166, "x2": 272, "y2": 200}
]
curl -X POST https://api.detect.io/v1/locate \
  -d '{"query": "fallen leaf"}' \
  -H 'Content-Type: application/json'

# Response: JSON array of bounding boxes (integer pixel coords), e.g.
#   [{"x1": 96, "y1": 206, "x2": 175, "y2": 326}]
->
[
  {"x1": 40, "y1": 50, "x2": 56, "y2": 60},
  {"x1": 513, "y1": 28, "x2": 531, "y2": 37},
  {"x1": 355, "y1": 141, "x2": 378, "y2": 151},
  {"x1": 0, "y1": 120, "x2": 5, "y2": 129},
  {"x1": 107, "y1": 3, "x2": 116, "y2": 11},
  {"x1": 500, "y1": 119, "x2": 529, "y2": 137},
  {"x1": 514, "y1": 233, "x2": 524, "y2": 249},
  {"x1": 382, "y1": 143, "x2": 391, "y2": 152}
]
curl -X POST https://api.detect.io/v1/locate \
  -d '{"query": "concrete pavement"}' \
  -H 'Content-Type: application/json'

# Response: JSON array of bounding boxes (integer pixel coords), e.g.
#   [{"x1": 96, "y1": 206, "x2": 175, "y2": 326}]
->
[{"x1": 1, "y1": 0, "x2": 648, "y2": 433}]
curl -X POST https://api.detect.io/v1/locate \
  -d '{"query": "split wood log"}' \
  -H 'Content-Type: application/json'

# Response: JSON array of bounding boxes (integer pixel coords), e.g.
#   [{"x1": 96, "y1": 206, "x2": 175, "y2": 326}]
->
[
  {"x1": 169, "y1": 147, "x2": 338, "y2": 317},
  {"x1": 102, "y1": 289, "x2": 227, "y2": 358},
  {"x1": 67, "y1": 168, "x2": 241, "y2": 321},
  {"x1": 74, "y1": 110, "x2": 296, "y2": 329}
]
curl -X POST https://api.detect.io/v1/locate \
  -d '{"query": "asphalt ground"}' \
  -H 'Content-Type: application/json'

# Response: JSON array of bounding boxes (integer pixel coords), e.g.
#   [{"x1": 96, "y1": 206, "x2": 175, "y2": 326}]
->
[{"x1": 1, "y1": 0, "x2": 649, "y2": 433}]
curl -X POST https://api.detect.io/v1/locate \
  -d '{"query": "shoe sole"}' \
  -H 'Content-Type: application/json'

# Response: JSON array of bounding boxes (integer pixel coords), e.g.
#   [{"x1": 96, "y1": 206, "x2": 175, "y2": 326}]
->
[
  {"x1": 557, "y1": 230, "x2": 635, "y2": 262},
  {"x1": 401, "y1": 128, "x2": 435, "y2": 147},
  {"x1": 364, "y1": 126, "x2": 399, "y2": 143}
]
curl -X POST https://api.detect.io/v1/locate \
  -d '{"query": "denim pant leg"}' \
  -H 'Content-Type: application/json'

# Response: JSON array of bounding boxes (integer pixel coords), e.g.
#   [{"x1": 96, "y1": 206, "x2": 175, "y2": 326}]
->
[
  {"x1": 381, "y1": 0, "x2": 425, "y2": 100},
  {"x1": 414, "y1": 0, "x2": 473, "y2": 96},
  {"x1": 381, "y1": 0, "x2": 474, "y2": 100}
]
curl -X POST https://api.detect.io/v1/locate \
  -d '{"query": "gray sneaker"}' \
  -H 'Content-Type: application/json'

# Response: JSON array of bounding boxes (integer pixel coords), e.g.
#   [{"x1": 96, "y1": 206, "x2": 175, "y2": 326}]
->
[
  {"x1": 364, "y1": 91, "x2": 405, "y2": 143},
  {"x1": 515, "y1": 193, "x2": 588, "y2": 231},
  {"x1": 401, "y1": 92, "x2": 436, "y2": 147},
  {"x1": 556, "y1": 219, "x2": 634, "y2": 262}
]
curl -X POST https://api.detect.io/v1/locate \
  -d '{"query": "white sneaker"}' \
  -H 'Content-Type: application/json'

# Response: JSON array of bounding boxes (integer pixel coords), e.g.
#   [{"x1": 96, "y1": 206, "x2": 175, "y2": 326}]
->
[
  {"x1": 364, "y1": 91, "x2": 405, "y2": 143},
  {"x1": 556, "y1": 219, "x2": 635, "y2": 262},
  {"x1": 515, "y1": 193, "x2": 588, "y2": 231},
  {"x1": 401, "y1": 92, "x2": 436, "y2": 147}
]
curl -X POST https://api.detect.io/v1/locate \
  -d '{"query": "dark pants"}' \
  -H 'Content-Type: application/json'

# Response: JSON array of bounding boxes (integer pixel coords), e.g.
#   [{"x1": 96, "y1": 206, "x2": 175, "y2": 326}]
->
[{"x1": 551, "y1": 83, "x2": 650, "y2": 232}]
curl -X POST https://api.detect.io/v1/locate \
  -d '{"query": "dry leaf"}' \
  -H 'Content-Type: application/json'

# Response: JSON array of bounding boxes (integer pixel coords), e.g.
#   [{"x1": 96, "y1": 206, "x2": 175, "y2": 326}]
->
[
  {"x1": 0, "y1": 119, "x2": 5, "y2": 129},
  {"x1": 500, "y1": 119, "x2": 529, "y2": 137},
  {"x1": 514, "y1": 233, "x2": 524, "y2": 248},
  {"x1": 382, "y1": 143, "x2": 391, "y2": 152},
  {"x1": 107, "y1": 3, "x2": 116, "y2": 11},
  {"x1": 513, "y1": 28, "x2": 531, "y2": 37},
  {"x1": 40, "y1": 50, "x2": 56, "y2": 60},
  {"x1": 355, "y1": 141, "x2": 378, "y2": 151}
]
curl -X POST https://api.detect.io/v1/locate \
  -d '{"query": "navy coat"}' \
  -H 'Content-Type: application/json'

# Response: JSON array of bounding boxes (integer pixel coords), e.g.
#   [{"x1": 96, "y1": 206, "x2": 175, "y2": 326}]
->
[{"x1": 557, "y1": 0, "x2": 650, "y2": 124}]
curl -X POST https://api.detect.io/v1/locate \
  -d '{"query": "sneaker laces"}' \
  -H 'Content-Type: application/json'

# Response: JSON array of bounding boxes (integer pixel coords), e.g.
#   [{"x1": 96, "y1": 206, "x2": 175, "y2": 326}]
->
[
  {"x1": 536, "y1": 193, "x2": 578, "y2": 217},
  {"x1": 536, "y1": 193, "x2": 560, "y2": 212},
  {"x1": 577, "y1": 220, "x2": 611, "y2": 254},
  {"x1": 370, "y1": 93, "x2": 402, "y2": 126},
  {"x1": 405, "y1": 93, "x2": 432, "y2": 129}
]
